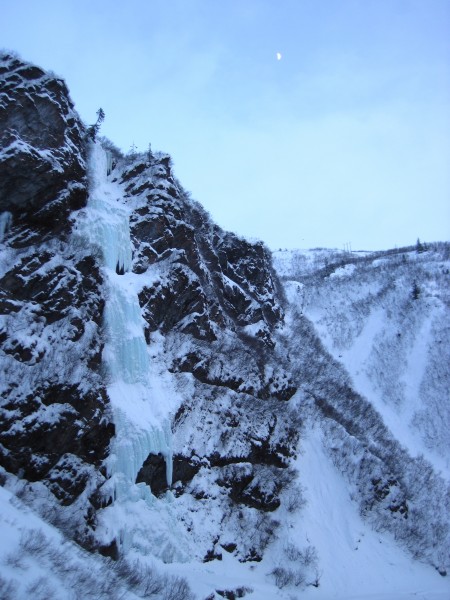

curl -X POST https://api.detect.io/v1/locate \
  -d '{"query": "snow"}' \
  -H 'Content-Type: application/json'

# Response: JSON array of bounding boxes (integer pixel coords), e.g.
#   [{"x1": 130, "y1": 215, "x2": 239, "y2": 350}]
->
[
  {"x1": 242, "y1": 319, "x2": 267, "y2": 337},
  {"x1": 312, "y1": 298, "x2": 450, "y2": 479},
  {"x1": 0, "y1": 484, "x2": 69, "y2": 598},
  {"x1": 329, "y1": 262, "x2": 356, "y2": 278},
  {"x1": 142, "y1": 419, "x2": 450, "y2": 600},
  {"x1": 277, "y1": 248, "x2": 450, "y2": 479},
  {"x1": 295, "y1": 425, "x2": 450, "y2": 600},
  {"x1": 269, "y1": 248, "x2": 450, "y2": 597},
  {"x1": 0, "y1": 478, "x2": 189, "y2": 598}
]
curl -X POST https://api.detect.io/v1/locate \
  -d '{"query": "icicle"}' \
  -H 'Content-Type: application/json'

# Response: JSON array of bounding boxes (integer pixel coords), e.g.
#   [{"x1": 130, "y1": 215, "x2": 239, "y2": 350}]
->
[
  {"x1": 83, "y1": 194, "x2": 132, "y2": 274},
  {"x1": 0, "y1": 212, "x2": 12, "y2": 242},
  {"x1": 105, "y1": 150, "x2": 114, "y2": 176}
]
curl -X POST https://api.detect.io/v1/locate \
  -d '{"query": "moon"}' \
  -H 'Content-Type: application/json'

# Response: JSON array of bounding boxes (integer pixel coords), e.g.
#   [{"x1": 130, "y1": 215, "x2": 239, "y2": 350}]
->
[{"x1": 276, "y1": 52, "x2": 282, "y2": 61}]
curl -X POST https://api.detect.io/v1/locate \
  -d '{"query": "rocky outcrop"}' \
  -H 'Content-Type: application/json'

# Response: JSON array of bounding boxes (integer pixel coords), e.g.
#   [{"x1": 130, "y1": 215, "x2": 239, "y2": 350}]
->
[
  {"x1": 0, "y1": 53, "x2": 297, "y2": 563},
  {"x1": 2, "y1": 55, "x2": 447, "y2": 581},
  {"x1": 124, "y1": 155, "x2": 284, "y2": 347},
  {"x1": 0, "y1": 53, "x2": 298, "y2": 566},
  {"x1": 0, "y1": 52, "x2": 87, "y2": 227},
  {"x1": 0, "y1": 236, "x2": 113, "y2": 506}
]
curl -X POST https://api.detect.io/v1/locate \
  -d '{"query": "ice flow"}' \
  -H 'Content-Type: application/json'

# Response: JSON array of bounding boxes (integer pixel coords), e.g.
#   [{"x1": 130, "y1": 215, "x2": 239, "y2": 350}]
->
[{"x1": 80, "y1": 142, "x2": 172, "y2": 503}]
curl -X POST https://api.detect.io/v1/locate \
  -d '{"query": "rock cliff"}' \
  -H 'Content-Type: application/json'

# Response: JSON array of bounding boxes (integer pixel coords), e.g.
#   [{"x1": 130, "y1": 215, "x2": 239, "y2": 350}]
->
[{"x1": 0, "y1": 53, "x2": 87, "y2": 227}]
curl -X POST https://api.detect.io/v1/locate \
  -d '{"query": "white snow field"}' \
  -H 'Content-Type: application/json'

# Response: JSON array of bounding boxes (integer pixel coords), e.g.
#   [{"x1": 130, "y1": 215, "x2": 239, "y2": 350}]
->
[{"x1": 294, "y1": 426, "x2": 449, "y2": 600}]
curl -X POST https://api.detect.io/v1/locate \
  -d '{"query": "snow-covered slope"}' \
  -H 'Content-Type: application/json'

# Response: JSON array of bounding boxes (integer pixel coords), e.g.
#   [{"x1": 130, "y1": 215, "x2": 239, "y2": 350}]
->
[
  {"x1": 272, "y1": 246, "x2": 450, "y2": 595},
  {"x1": 0, "y1": 475, "x2": 197, "y2": 599},
  {"x1": 274, "y1": 246, "x2": 450, "y2": 477},
  {"x1": 1, "y1": 53, "x2": 449, "y2": 599}
]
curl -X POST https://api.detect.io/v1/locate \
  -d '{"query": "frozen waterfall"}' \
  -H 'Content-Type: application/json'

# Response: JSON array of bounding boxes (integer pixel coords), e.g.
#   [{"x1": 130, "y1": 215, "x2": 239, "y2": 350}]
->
[
  {"x1": 0, "y1": 211, "x2": 12, "y2": 243},
  {"x1": 78, "y1": 142, "x2": 172, "y2": 504}
]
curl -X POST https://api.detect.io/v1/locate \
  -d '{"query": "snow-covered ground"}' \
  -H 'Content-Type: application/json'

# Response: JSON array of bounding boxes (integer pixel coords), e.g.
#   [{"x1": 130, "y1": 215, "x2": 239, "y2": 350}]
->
[
  {"x1": 2, "y1": 444, "x2": 448, "y2": 600},
  {"x1": 171, "y1": 423, "x2": 450, "y2": 599},
  {"x1": 295, "y1": 426, "x2": 449, "y2": 600},
  {"x1": 0, "y1": 482, "x2": 139, "y2": 599},
  {"x1": 270, "y1": 247, "x2": 450, "y2": 598}
]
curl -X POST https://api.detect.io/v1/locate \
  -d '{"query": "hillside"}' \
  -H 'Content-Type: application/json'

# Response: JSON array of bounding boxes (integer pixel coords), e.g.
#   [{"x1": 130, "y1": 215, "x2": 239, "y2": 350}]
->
[{"x1": 273, "y1": 245, "x2": 450, "y2": 477}]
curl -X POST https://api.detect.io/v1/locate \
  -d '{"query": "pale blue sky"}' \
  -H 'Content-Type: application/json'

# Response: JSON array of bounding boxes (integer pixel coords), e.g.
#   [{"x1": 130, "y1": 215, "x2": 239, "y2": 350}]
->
[{"x1": 2, "y1": 0, "x2": 449, "y2": 250}]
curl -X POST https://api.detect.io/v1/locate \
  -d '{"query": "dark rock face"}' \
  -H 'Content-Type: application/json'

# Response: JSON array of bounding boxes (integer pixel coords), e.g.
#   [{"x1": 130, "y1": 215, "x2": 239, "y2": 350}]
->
[
  {"x1": 1, "y1": 56, "x2": 446, "y2": 576},
  {"x1": 126, "y1": 156, "x2": 284, "y2": 348},
  {"x1": 0, "y1": 53, "x2": 87, "y2": 227},
  {"x1": 0, "y1": 236, "x2": 113, "y2": 508},
  {"x1": 216, "y1": 587, "x2": 252, "y2": 599},
  {"x1": 0, "y1": 55, "x2": 113, "y2": 522},
  {"x1": 0, "y1": 54, "x2": 297, "y2": 562},
  {"x1": 136, "y1": 453, "x2": 168, "y2": 496},
  {"x1": 138, "y1": 264, "x2": 217, "y2": 341},
  {"x1": 118, "y1": 153, "x2": 298, "y2": 547},
  {"x1": 125, "y1": 155, "x2": 295, "y2": 406},
  {"x1": 170, "y1": 347, "x2": 296, "y2": 401},
  {"x1": 138, "y1": 446, "x2": 290, "y2": 513}
]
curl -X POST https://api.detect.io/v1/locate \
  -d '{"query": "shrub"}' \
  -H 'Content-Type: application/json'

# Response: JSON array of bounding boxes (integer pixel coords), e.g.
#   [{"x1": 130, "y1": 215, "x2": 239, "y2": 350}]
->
[
  {"x1": 0, "y1": 576, "x2": 17, "y2": 600},
  {"x1": 4, "y1": 551, "x2": 25, "y2": 570},
  {"x1": 163, "y1": 576, "x2": 196, "y2": 600},
  {"x1": 26, "y1": 576, "x2": 56, "y2": 600},
  {"x1": 271, "y1": 566, "x2": 293, "y2": 588},
  {"x1": 299, "y1": 545, "x2": 318, "y2": 567},
  {"x1": 113, "y1": 558, "x2": 194, "y2": 599},
  {"x1": 284, "y1": 483, "x2": 306, "y2": 514},
  {"x1": 19, "y1": 528, "x2": 48, "y2": 556}
]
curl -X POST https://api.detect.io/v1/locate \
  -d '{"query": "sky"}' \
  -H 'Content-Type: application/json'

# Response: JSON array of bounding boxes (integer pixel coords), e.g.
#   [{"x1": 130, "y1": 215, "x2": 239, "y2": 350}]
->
[{"x1": 2, "y1": 0, "x2": 450, "y2": 251}]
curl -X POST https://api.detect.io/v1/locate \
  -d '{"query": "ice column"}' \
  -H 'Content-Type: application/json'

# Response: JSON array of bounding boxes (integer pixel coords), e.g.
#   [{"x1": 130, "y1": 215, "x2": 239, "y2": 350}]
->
[
  {"x1": 81, "y1": 142, "x2": 172, "y2": 502},
  {"x1": 0, "y1": 212, "x2": 12, "y2": 242},
  {"x1": 103, "y1": 284, "x2": 149, "y2": 384},
  {"x1": 105, "y1": 150, "x2": 114, "y2": 176}
]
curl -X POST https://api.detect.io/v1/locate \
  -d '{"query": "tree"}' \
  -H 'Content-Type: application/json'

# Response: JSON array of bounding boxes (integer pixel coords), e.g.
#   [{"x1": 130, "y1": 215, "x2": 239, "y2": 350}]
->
[
  {"x1": 147, "y1": 142, "x2": 153, "y2": 164},
  {"x1": 86, "y1": 107, "x2": 105, "y2": 141},
  {"x1": 128, "y1": 142, "x2": 138, "y2": 161},
  {"x1": 416, "y1": 238, "x2": 425, "y2": 253}
]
